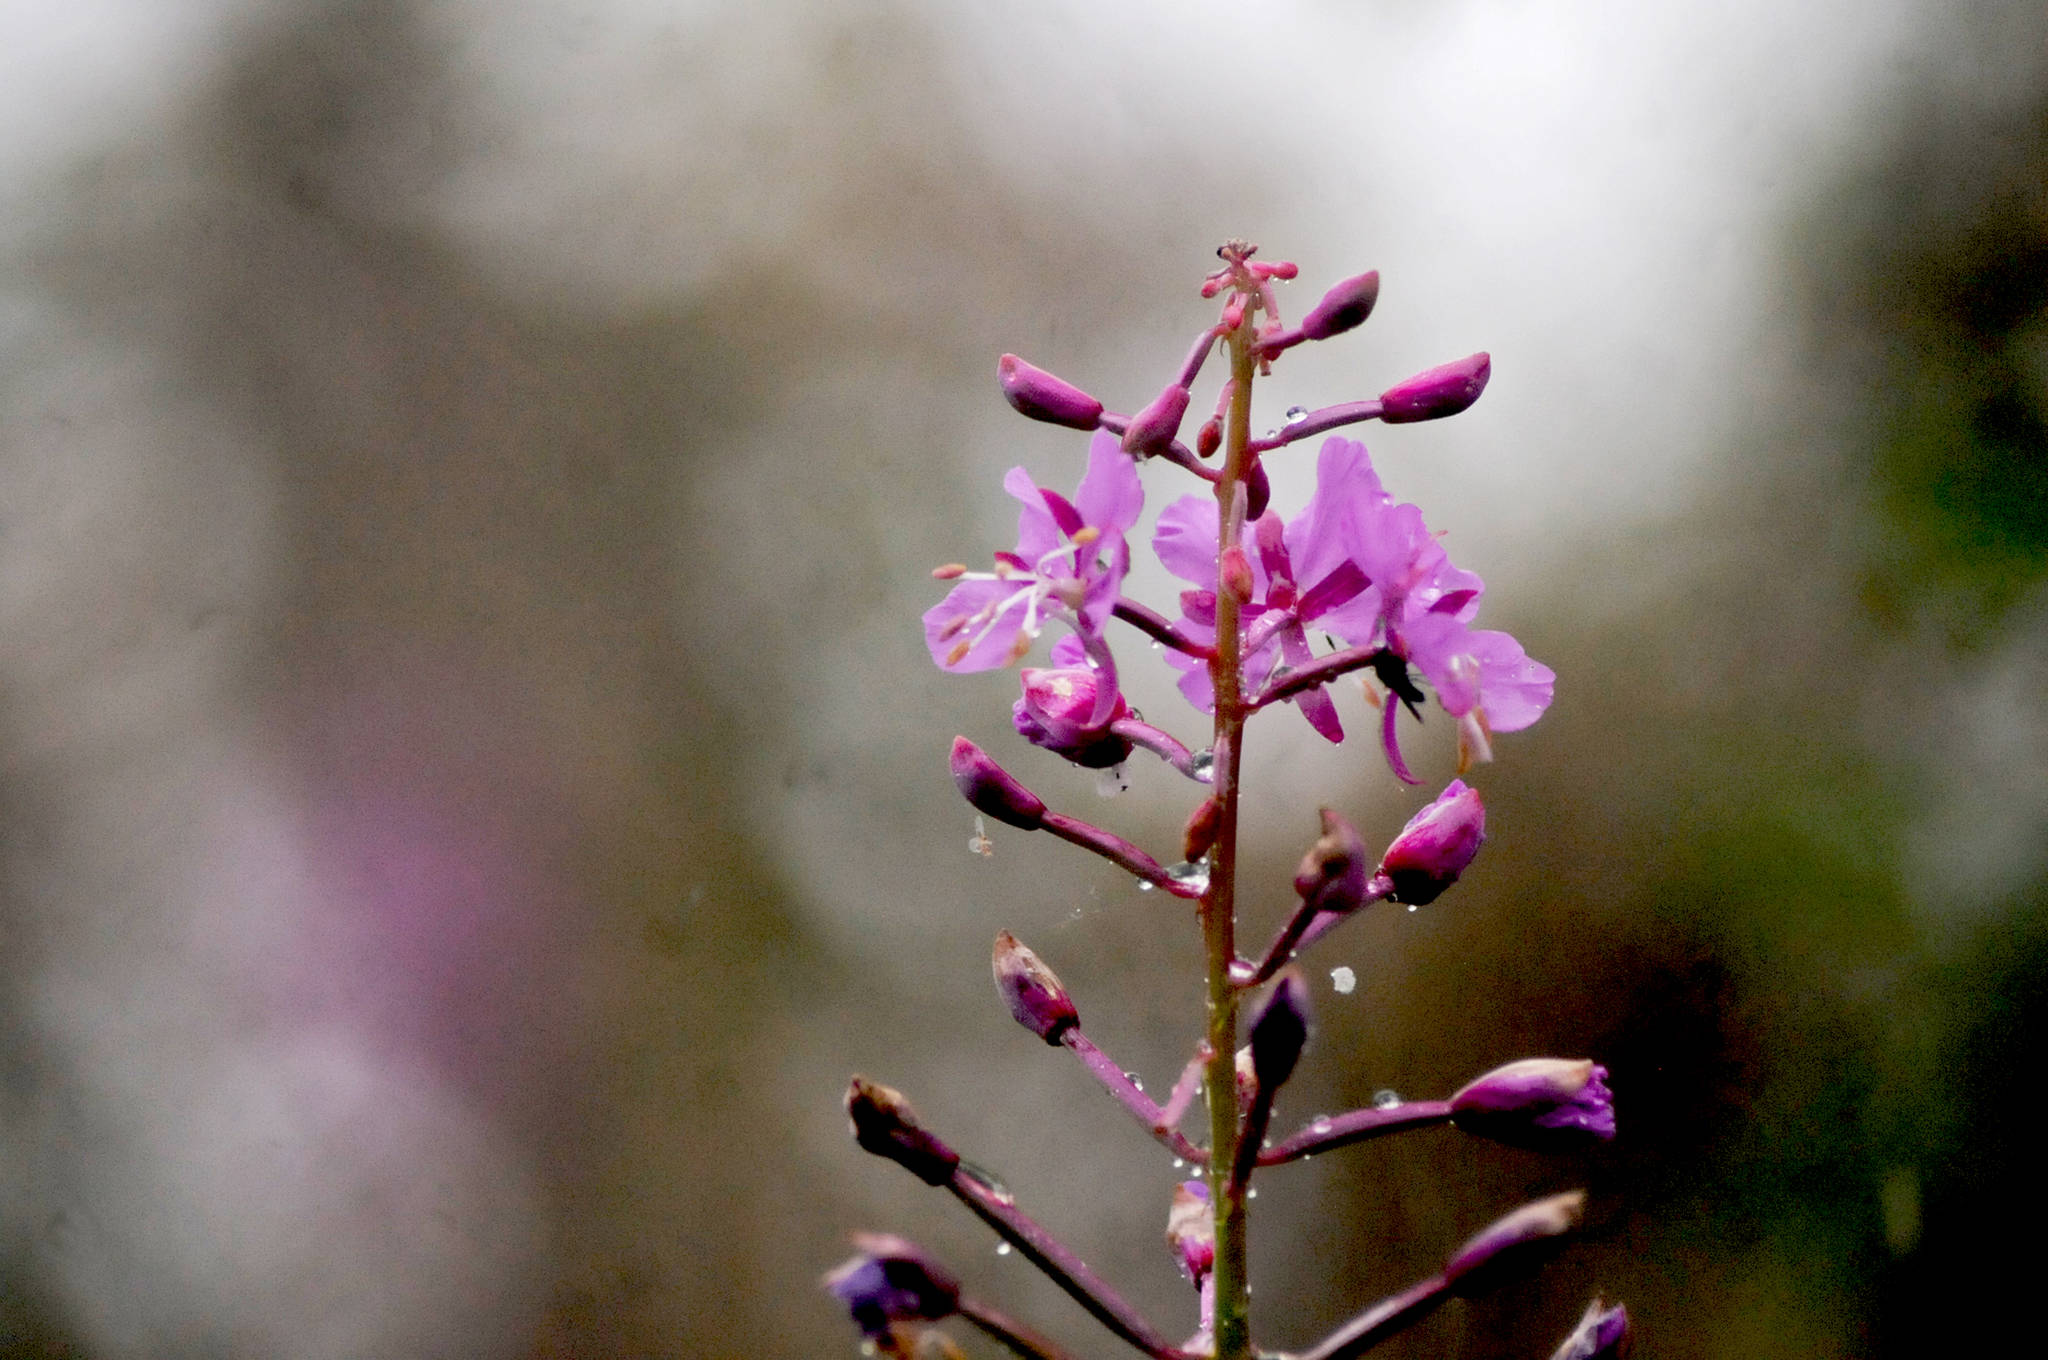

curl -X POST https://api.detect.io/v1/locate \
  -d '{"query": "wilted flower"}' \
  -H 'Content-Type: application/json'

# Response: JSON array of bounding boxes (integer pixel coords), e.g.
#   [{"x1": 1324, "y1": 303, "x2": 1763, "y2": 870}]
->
[
  {"x1": 1011, "y1": 634, "x2": 1134, "y2": 768},
  {"x1": 1165, "y1": 1180, "x2": 1216, "y2": 1284}
]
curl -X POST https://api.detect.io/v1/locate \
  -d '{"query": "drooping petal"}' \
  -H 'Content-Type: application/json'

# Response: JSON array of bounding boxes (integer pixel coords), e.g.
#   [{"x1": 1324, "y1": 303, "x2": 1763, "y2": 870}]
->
[{"x1": 1277, "y1": 622, "x2": 1345, "y2": 743}]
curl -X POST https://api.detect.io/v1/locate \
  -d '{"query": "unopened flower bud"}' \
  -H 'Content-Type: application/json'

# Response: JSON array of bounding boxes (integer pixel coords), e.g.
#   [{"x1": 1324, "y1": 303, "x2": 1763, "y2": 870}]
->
[
  {"x1": 1451, "y1": 1059, "x2": 1616, "y2": 1151},
  {"x1": 1195, "y1": 416, "x2": 1222, "y2": 458},
  {"x1": 1220, "y1": 546, "x2": 1255, "y2": 603},
  {"x1": 999, "y1": 354, "x2": 1104, "y2": 429},
  {"x1": 1013, "y1": 669, "x2": 1132, "y2": 768},
  {"x1": 1121, "y1": 383, "x2": 1192, "y2": 458},
  {"x1": 950, "y1": 736, "x2": 1046, "y2": 830},
  {"x1": 1165, "y1": 1180, "x2": 1215, "y2": 1283},
  {"x1": 1301, "y1": 271, "x2": 1380, "y2": 341},
  {"x1": 846, "y1": 1077, "x2": 961, "y2": 1185},
  {"x1": 1549, "y1": 1299, "x2": 1630, "y2": 1360},
  {"x1": 1442, "y1": 1190, "x2": 1586, "y2": 1297},
  {"x1": 1249, "y1": 970, "x2": 1311, "y2": 1091},
  {"x1": 1378, "y1": 780, "x2": 1485, "y2": 905},
  {"x1": 992, "y1": 930, "x2": 1078, "y2": 1044},
  {"x1": 823, "y1": 1232, "x2": 962, "y2": 1337},
  {"x1": 1379, "y1": 352, "x2": 1491, "y2": 423},
  {"x1": 1293, "y1": 807, "x2": 1372, "y2": 915}
]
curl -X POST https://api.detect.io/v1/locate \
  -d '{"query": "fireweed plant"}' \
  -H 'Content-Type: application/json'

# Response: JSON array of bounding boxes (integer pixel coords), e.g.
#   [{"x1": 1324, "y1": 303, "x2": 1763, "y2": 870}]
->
[{"x1": 828, "y1": 245, "x2": 1626, "y2": 1360}]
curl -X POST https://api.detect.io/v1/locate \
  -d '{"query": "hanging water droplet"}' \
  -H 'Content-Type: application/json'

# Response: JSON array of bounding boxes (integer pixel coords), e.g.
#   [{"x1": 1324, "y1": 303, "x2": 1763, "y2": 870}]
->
[
  {"x1": 995, "y1": 1241, "x2": 1013, "y2": 1257},
  {"x1": 1137, "y1": 880, "x2": 1156, "y2": 893},
  {"x1": 1164, "y1": 860, "x2": 1212, "y2": 893},
  {"x1": 1247, "y1": 1187, "x2": 1259, "y2": 1199},
  {"x1": 1406, "y1": 904, "x2": 1418, "y2": 913},
  {"x1": 1373, "y1": 1089, "x2": 1402, "y2": 1109},
  {"x1": 1284, "y1": 405, "x2": 1309, "y2": 426},
  {"x1": 1330, "y1": 966, "x2": 1357, "y2": 994},
  {"x1": 1150, "y1": 639, "x2": 1164, "y2": 651},
  {"x1": 1188, "y1": 748, "x2": 1216, "y2": 783},
  {"x1": 1226, "y1": 959, "x2": 1256, "y2": 985},
  {"x1": 1096, "y1": 764, "x2": 1131, "y2": 798}
]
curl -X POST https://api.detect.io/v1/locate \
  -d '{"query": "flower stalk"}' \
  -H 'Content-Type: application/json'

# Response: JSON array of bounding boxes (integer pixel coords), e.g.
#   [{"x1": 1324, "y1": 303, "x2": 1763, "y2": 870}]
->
[{"x1": 838, "y1": 245, "x2": 1616, "y2": 1360}]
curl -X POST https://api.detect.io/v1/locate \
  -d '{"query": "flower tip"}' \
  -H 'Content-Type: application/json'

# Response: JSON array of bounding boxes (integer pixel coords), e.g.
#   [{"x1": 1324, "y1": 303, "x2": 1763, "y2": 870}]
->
[
  {"x1": 949, "y1": 736, "x2": 1046, "y2": 830},
  {"x1": 1300, "y1": 270, "x2": 1381, "y2": 341},
  {"x1": 1442, "y1": 1190, "x2": 1587, "y2": 1297},
  {"x1": 991, "y1": 930, "x2": 1079, "y2": 1043},
  {"x1": 998, "y1": 353, "x2": 1104, "y2": 429},
  {"x1": 1379, "y1": 351, "x2": 1491, "y2": 423}
]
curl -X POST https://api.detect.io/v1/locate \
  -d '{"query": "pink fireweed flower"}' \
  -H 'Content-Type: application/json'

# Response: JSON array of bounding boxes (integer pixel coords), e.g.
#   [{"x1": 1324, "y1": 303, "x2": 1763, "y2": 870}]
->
[
  {"x1": 1154, "y1": 435, "x2": 1547, "y2": 777},
  {"x1": 925, "y1": 432, "x2": 1144, "y2": 727},
  {"x1": 1152, "y1": 441, "x2": 1383, "y2": 742},
  {"x1": 1377, "y1": 779, "x2": 1485, "y2": 905}
]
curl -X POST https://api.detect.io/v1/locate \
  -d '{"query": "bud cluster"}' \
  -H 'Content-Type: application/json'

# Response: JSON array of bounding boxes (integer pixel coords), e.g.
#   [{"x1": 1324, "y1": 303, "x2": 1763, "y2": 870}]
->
[{"x1": 833, "y1": 247, "x2": 1621, "y2": 1360}]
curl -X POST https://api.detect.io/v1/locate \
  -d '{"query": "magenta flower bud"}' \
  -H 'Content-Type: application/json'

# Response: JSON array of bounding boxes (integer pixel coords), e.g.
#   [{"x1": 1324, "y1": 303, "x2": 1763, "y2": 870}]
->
[
  {"x1": 1442, "y1": 1190, "x2": 1586, "y2": 1297},
  {"x1": 998, "y1": 353, "x2": 1104, "y2": 429},
  {"x1": 1012, "y1": 668, "x2": 1133, "y2": 769},
  {"x1": 822, "y1": 1232, "x2": 962, "y2": 1337},
  {"x1": 845, "y1": 1077, "x2": 961, "y2": 1186},
  {"x1": 1549, "y1": 1298, "x2": 1630, "y2": 1360},
  {"x1": 950, "y1": 736, "x2": 1045, "y2": 830},
  {"x1": 1121, "y1": 382, "x2": 1192, "y2": 458},
  {"x1": 1378, "y1": 780, "x2": 1485, "y2": 905},
  {"x1": 1379, "y1": 352, "x2": 1491, "y2": 423},
  {"x1": 991, "y1": 930, "x2": 1078, "y2": 1044},
  {"x1": 1301, "y1": 270, "x2": 1381, "y2": 341},
  {"x1": 1451, "y1": 1058, "x2": 1616, "y2": 1151},
  {"x1": 1249, "y1": 970, "x2": 1311, "y2": 1090},
  {"x1": 1165, "y1": 1180, "x2": 1215, "y2": 1283},
  {"x1": 1293, "y1": 807, "x2": 1373, "y2": 915}
]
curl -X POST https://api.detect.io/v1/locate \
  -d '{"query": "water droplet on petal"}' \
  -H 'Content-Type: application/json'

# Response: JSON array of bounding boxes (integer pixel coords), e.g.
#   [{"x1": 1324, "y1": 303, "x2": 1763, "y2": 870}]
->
[
  {"x1": 1150, "y1": 639, "x2": 1164, "y2": 652},
  {"x1": 1096, "y1": 764, "x2": 1131, "y2": 798},
  {"x1": 1164, "y1": 860, "x2": 1211, "y2": 893},
  {"x1": 1373, "y1": 1089, "x2": 1401, "y2": 1109},
  {"x1": 1330, "y1": 966, "x2": 1357, "y2": 994},
  {"x1": 1284, "y1": 405, "x2": 1309, "y2": 425}
]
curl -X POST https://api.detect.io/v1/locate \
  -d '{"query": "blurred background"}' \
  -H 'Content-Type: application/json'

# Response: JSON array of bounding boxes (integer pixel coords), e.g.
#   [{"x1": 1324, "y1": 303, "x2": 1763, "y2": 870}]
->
[{"x1": 2, "y1": 1, "x2": 2043, "y2": 1355}]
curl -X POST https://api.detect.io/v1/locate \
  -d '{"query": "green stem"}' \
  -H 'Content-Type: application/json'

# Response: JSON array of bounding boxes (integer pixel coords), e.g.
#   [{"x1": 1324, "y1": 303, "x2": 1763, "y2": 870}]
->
[{"x1": 1204, "y1": 323, "x2": 1258, "y2": 1360}]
